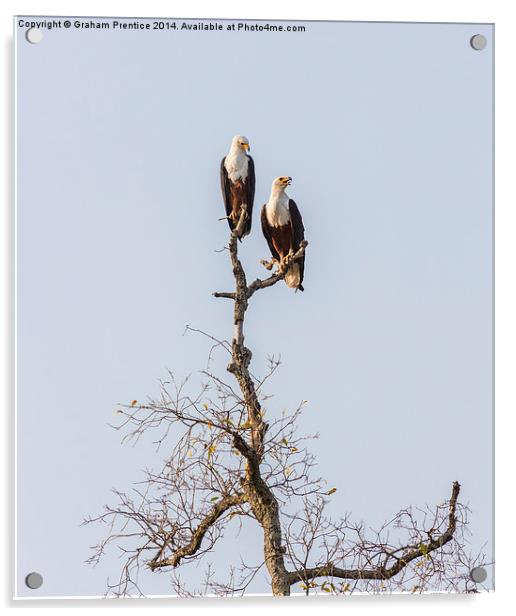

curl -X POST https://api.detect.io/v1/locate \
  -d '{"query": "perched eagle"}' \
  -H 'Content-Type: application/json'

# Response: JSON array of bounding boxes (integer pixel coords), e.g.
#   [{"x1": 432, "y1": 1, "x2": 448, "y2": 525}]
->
[
  {"x1": 261, "y1": 177, "x2": 306, "y2": 291},
  {"x1": 220, "y1": 135, "x2": 255, "y2": 239}
]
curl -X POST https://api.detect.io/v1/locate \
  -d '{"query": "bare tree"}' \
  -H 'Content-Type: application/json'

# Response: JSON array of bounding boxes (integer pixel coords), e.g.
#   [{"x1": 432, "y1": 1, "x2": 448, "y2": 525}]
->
[{"x1": 84, "y1": 209, "x2": 485, "y2": 597}]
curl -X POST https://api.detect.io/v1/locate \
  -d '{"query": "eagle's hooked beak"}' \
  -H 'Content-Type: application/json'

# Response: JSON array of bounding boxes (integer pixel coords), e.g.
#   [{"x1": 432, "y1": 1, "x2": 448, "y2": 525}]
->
[
  {"x1": 286, "y1": 177, "x2": 292, "y2": 185},
  {"x1": 243, "y1": 143, "x2": 250, "y2": 152}
]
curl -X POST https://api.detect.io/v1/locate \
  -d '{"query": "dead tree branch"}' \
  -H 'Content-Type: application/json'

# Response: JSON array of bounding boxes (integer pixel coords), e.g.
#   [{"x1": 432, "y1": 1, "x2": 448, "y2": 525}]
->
[
  {"x1": 287, "y1": 481, "x2": 461, "y2": 587},
  {"x1": 149, "y1": 492, "x2": 247, "y2": 570}
]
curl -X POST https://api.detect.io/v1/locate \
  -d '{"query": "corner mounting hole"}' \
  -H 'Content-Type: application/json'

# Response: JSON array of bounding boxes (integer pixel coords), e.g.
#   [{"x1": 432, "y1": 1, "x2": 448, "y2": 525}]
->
[
  {"x1": 26, "y1": 28, "x2": 43, "y2": 44},
  {"x1": 25, "y1": 571, "x2": 43, "y2": 589},
  {"x1": 469, "y1": 566, "x2": 487, "y2": 584},
  {"x1": 470, "y1": 34, "x2": 487, "y2": 51}
]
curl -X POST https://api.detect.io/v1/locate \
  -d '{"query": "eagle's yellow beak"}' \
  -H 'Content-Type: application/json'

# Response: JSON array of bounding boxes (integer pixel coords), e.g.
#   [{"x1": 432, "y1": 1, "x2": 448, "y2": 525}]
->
[{"x1": 242, "y1": 143, "x2": 250, "y2": 152}]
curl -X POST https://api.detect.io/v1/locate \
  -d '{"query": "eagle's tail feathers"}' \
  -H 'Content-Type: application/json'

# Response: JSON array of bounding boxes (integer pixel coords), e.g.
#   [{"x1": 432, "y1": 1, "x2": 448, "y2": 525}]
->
[{"x1": 284, "y1": 263, "x2": 301, "y2": 290}]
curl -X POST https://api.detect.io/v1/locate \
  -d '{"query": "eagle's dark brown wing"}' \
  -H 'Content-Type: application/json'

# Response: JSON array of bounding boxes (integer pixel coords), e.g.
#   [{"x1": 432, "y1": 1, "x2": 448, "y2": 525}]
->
[
  {"x1": 261, "y1": 205, "x2": 281, "y2": 261},
  {"x1": 288, "y1": 199, "x2": 305, "y2": 290},
  {"x1": 241, "y1": 155, "x2": 255, "y2": 236},
  {"x1": 220, "y1": 157, "x2": 235, "y2": 231}
]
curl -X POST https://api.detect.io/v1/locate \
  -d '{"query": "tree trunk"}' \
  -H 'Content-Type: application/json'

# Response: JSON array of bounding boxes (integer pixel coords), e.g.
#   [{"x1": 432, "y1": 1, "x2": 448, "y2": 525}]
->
[{"x1": 226, "y1": 222, "x2": 291, "y2": 596}]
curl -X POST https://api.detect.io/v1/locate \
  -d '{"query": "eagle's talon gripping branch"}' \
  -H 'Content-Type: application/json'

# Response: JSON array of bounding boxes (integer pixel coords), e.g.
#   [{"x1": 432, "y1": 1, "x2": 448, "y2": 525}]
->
[
  {"x1": 281, "y1": 250, "x2": 295, "y2": 270},
  {"x1": 233, "y1": 204, "x2": 248, "y2": 239}
]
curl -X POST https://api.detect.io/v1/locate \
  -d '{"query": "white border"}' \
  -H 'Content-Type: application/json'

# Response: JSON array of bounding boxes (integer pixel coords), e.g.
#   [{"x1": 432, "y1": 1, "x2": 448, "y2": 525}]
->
[
  {"x1": 2, "y1": 1, "x2": 515, "y2": 614},
  {"x1": 12, "y1": 14, "x2": 17, "y2": 604}
]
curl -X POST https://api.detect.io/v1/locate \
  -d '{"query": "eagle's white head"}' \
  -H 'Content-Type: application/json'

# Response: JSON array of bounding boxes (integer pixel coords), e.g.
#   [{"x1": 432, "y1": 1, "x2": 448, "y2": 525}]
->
[
  {"x1": 272, "y1": 176, "x2": 292, "y2": 190},
  {"x1": 231, "y1": 135, "x2": 250, "y2": 152}
]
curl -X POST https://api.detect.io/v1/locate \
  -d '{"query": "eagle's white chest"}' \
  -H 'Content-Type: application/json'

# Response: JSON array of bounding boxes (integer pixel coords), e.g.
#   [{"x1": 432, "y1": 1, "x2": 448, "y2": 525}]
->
[
  {"x1": 224, "y1": 150, "x2": 249, "y2": 183},
  {"x1": 266, "y1": 193, "x2": 291, "y2": 227}
]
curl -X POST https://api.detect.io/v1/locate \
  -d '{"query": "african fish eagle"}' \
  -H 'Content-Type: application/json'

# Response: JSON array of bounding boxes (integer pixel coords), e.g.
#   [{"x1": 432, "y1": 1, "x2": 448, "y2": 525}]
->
[
  {"x1": 220, "y1": 135, "x2": 255, "y2": 239},
  {"x1": 261, "y1": 176, "x2": 306, "y2": 291}
]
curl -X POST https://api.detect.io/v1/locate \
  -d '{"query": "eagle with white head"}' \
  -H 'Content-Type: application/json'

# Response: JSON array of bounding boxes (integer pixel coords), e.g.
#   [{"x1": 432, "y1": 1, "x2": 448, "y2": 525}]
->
[
  {"x1": 220, "y1": 135, "x2": 255, "y2": 239},
  {"x1": 261, "y1": 176, "x2": 306, "y2": 291}
]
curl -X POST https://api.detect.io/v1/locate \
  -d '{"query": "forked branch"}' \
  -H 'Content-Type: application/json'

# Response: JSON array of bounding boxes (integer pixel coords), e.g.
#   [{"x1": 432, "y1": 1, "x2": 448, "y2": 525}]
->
[
  {"x1": 287, "y1": 481, "x2": 461, "y2": 587},
  {"x1": 213, "y1": 238, "x2": 308, "y2": 301},
  {"x1": 149, "y1": 492, "x2": 247, "y2": 570}
]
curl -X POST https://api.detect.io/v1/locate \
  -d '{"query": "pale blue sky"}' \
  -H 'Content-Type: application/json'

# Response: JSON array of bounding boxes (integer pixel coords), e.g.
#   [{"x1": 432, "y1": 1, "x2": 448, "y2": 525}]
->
[{"x1": 16, "y1": 17, "x2": 493, "y2": 596}]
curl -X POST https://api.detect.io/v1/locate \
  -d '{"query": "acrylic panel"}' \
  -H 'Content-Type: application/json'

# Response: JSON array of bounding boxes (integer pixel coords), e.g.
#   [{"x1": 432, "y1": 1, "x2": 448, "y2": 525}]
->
[{"x1": 14, "y1": 16, "x2": 494, "y2": 598}]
